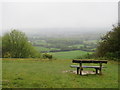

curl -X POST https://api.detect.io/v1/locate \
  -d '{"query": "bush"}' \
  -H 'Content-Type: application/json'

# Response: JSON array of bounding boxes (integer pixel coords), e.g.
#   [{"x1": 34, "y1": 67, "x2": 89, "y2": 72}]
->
[
  {"x1": 4, "y1": 52, "x2": 12, "y2": 58},
  {"x1": 42, "y1": 53, "x2": 53, "y2": 59},
  {"x1": 75, "y1": 53, "x2": 93, "y2": 59},
  {"x1": 105, "y1": 52, "x2": 120, "y2": 60}
]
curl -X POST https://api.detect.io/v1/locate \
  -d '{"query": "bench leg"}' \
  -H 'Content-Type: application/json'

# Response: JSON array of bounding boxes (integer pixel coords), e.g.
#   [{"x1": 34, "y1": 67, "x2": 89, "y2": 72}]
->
[
  {"x1": 77, "y1": 67, "x2": 79, "y2": 74},
  {"x1": 80, "y1": 68, "x2": 83, "y2": 75},
  {"x1": 99, "y1": 68, "x2": 102, "y2": 75},
  {"x1": 79, "y1": 63, "x2": 82, "y2": 75},
  {"x1": 95, "y1": 68, "x2": 99, "y2": 74},
  {"x1": 80, "y1": 69, "x2": 82, "y2": 75},
  {"x1": 99, "y1": 63, "x2": 102, "y2": 75}
]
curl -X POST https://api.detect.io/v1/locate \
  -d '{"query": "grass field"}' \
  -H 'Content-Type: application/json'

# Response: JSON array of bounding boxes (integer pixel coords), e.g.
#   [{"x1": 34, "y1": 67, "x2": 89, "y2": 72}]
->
[
  {"x1": 50, "y1": 50, "x2": 92, "y2": 59},
  {"x1": 68, "y1": 44, "x2": 84, "y2": 48},
  {"x1": 34, "y1": 46, "x2": 59, "y2": 52},
  {"x1": 2, "y1": 58, "x2": 118, "y2": 88}
]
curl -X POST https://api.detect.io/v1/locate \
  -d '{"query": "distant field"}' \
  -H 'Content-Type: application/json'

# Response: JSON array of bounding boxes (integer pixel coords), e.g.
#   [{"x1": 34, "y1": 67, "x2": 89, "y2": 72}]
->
[
  {"x1": 68, "y1": 44, "x2": 84, "y2": 48},
  {"x1": 34, "y1": 46, "x2": 59, "y2": 52},
  {"x1": 83, "y1": 40, "x2": 98, "y2": 44},
  {"x1": 34, "y1": 46, "x2": 92, "y2": 59},
  {"x1": 34, "y1": 46, "x2": 50, "y2": 52},
  {"x1": 50, "y1": 50, "x2": 92, "y2": 59},
  {"x1": 2, "y1": 59, "x2": 118, "y2": 88}
]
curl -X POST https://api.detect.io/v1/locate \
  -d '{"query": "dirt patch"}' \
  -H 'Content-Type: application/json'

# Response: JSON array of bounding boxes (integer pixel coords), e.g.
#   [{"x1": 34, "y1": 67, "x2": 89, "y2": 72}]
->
[{"x1": 62, "y1": 70, "x2": 96, "y2": 75}]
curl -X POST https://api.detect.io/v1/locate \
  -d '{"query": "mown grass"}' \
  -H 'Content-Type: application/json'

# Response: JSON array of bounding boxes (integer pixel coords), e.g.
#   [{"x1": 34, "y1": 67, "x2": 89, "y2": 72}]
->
[
  {"x1": 2, "y1": 58, "x2": 118, "y2": 88},
  {"x1": 50, "y1": 50, "x2": 92, "y2": 59}
]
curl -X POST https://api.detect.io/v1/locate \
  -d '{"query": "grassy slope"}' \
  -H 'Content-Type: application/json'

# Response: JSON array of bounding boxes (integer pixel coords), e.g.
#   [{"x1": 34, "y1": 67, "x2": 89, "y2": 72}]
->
[
  {"x1": 34, "y1": 46, "x2": 91, "y2": 59},
  {"x1": 50, "y1": 50, "x2": 91, "y2": 59},
  {"x1": 2, "y1": 59, "x2": 118, "y2": 88}
]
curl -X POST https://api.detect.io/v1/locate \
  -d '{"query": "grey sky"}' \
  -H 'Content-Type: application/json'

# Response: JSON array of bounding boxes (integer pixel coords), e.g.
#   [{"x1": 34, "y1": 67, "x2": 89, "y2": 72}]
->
[{"x1": 2, "y1": 2, "x2": 118, "y2": 33}]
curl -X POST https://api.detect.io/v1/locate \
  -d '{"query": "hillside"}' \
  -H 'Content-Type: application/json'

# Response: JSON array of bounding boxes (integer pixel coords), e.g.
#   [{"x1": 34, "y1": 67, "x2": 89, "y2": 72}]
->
[{"x1": 2, "y1": 58, "x2": 118, "y2": 88}]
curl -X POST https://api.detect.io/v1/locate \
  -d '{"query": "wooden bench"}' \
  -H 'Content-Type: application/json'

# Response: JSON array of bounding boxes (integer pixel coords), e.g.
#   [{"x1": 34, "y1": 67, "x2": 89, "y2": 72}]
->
[
  {"x1": 70, "y1": 60, "x2": 108, "y2": 75},
  {"x1": 70, "y1": 65, "x2": 106, "y2": 74}
]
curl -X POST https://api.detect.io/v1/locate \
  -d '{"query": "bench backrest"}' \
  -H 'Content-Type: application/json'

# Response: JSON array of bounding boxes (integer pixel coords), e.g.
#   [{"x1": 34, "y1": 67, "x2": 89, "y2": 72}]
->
[{"x1": 72, "y1": 60, "x2": 108, "y2": 64}]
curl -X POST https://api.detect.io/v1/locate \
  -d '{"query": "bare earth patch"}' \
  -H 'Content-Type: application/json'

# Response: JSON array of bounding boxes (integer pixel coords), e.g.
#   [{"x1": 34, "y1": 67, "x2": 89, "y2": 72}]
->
[{"x1": 62, "y1": 70, "x2": 96, "y2": 75}]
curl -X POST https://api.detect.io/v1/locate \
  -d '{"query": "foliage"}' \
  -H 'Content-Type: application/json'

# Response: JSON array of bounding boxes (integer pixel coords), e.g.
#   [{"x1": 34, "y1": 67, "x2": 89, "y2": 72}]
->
[
  {"x1": 42, "y1": 53, "x2": 53, "y2": 59},
  {"x1": 2, "y1": 29, "x2": 41, "y2": 58},
  {"x1": 76, "y1": 53, "x2": 93, "y2": 59},
  {"x1": 95, "y1": 25, "x2": 120, "y2": 60}
]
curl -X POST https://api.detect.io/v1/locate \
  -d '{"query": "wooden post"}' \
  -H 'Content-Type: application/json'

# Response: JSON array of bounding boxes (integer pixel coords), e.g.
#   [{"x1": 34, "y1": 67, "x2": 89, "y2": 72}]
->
[
  {"x1": 80, "y1": 63, "x2": 82, "y2": 75},
  {"x1": 99, "y1": 62, "x2": 102, "y2": 75}
]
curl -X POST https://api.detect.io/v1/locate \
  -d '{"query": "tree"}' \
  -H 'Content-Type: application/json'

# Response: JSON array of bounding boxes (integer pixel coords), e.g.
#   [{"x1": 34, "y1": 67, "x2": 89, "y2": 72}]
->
[
  {"x1": 95, "y1": 25, "x2": 120, "y2": 59},
  {"x1": 2, "y1": 29, "x2": 40, "y2": 58}
]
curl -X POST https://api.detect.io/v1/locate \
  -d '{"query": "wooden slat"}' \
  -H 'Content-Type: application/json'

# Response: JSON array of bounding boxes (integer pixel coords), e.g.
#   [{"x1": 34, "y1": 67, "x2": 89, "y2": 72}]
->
[
  {"x1": 82, "y1": 66, "x2": 106, "y2": 68},
  {"x1": 70, "y1": 65, "x2": 106, "y2": 68},
  {"x1": 72, "y1": 60, "x2": 108, "y2": 63}
]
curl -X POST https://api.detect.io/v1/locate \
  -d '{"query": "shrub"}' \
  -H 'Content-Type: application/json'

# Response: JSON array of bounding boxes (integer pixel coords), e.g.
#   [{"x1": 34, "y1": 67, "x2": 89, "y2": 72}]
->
[
  {"x1": 4, "y1": 52, "x2": 12, "y2": 58},
  {"x1": 76, "y1": 53, "x2": 93, "y2": 59},
  {"x1": 42, "y1": 53, "x2": 53, "y2": 59}
]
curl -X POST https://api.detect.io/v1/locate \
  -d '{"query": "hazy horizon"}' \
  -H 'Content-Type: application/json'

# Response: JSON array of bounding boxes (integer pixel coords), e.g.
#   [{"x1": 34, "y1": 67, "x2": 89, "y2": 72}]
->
[
  {"x1": 1, "y1": 2, "x2": 118, "y2": 35},
  {"x1": 2, "y1": 27, "x2": 110, "y2": 35}
]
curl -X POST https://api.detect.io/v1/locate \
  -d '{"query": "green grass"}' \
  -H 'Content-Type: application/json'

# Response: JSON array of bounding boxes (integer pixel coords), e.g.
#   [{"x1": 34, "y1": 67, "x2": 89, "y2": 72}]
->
[
  {"x1": 83, "y1": 40, "x2": 98, "y2": 44},
  {"x1": 50, "y1": 50, "x2": 92, "y2": 59},
  {"x1": 34, "y1": 40, "x2": 47, "y2": 45},
  {"x1": 34, "y1": 46, "x2": 59, "y2": 52},
  {"x1": 34, "y1": 46, "x2": 50, "y2": 51},
  {"x1": 68, "y1": 44, "x2": 84, "y2": 48},
  {"x1": 2, "y1": 58, "x2": 118, "y2": 88}
]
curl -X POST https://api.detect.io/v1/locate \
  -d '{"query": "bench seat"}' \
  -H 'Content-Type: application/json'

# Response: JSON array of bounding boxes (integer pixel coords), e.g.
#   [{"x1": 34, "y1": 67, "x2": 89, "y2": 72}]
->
[{"x1": 70, "y1": 65, "x2": 106, "y2": 68}]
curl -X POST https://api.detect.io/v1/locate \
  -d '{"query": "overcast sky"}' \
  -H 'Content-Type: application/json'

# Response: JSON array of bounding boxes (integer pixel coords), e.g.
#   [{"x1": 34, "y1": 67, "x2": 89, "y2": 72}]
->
[{"x1": 1, "y1": 1, "x2": 118, "y2": 34}]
